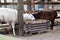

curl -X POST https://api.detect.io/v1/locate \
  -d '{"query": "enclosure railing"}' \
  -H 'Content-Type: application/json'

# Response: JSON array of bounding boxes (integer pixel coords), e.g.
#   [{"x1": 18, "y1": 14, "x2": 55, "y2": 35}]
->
[{"x1": 0, "y1": 0, "x2": 60, "y2": 13}]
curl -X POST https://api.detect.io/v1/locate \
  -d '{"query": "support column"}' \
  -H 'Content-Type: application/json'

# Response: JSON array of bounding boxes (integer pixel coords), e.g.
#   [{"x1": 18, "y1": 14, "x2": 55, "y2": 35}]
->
[
  {"x1": 0, "y1": 0, "x2": 2, "y2": 7},
  {"x1": 4, "y1": 0, "x2": 7, "y2": 7},
  {"x1": 31, "y1": 0, "x2": 35, "y2": 13},
  {"x1": 27, "y1": 0, "x2": 31, "y2": 13},
  {"x1": 12, "y1": 0, "x2": 15, "y2": 9},
  {"x1": 17, "y1": 0, "x2": 24, "y2": 36}
]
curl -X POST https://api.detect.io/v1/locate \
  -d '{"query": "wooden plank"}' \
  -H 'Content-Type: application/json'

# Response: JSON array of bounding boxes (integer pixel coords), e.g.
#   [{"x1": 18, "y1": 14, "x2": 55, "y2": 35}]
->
[
  {"x1": 32, "y1": 2, "x2": 60, "y2": 4},
  {"x1": 23, "y1": 2, "x2": 60, "y2": 5},
  {"x1": 23, "y1": 1, "x2": 31, "y2": 5},
  {"x1": 17, "y1": 0, "x2": 24, "y2": 36},
  {"x1": 0, "y1": 2, "x2": 60, "y2": 5},
  {"x1": 0, "y1": 3, "x2": 17, "y2": 5}
]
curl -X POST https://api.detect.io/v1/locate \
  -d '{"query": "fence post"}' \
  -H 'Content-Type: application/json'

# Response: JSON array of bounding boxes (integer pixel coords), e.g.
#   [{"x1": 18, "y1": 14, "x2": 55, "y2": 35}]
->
[
  {"x1": 17, "y1": 0, "x2": 24, "y2": 36},
  {"x1": 4, "y1": 0, "x2": 7, "y2": 7},
  {"x1": 0, "y1": 0, "x2": 2, "y2": 7}
]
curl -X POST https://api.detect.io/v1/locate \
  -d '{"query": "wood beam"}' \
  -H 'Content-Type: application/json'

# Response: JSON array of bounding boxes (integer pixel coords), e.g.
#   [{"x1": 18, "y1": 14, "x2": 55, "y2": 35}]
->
[
  {"x1": 27, "y1": 0, "x2": 31, "y2": 13},
  {"x1": 31, "y1": 0, "x2": 35, "y2": 13},
  {"x1": 17, "y1": 0, "x2": 24, "y2": 36},
  {"x1": 0, "y1": 2, "x2": 60, "y2": 5},
  {"x1": 0, "y1": 3, "x2": 17, "y2": 5}
]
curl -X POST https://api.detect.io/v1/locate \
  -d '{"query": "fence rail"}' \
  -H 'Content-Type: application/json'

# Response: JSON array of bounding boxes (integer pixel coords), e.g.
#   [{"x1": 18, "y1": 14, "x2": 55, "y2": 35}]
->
[
  {"x1": 0, "y1": 2, "x2": 60, "y2": 12},
  {"x1": 0, "y1": 2, "x2": 60, "y2": 5},
  {"x1": 0, "y1": 3, "x2": 17, "y2": 5}
]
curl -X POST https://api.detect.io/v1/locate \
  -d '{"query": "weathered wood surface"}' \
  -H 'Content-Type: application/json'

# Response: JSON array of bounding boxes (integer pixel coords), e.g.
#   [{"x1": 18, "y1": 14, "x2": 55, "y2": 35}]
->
[
  {"x1": 24, "y1": 19, "x2": 50, "y2": 34},
  {"x1": 0, "y1": 24, "x2": 10, "y2": 30}
]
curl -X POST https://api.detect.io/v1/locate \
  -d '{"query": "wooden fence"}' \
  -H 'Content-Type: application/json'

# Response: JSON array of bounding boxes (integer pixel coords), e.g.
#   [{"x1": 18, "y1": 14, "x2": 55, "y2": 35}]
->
[{"x1": 0, "y1": 0, "x2": 60, "y2": 13}]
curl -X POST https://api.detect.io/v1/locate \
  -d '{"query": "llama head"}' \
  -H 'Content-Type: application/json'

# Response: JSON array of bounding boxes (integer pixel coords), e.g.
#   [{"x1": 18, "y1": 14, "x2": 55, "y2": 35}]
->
[
  {"x1": 28, "y1": 13, "x2": 35, "y2": 21},
  {"x1": 23, "y1": 13, "x2": 35, "y2": 21}
]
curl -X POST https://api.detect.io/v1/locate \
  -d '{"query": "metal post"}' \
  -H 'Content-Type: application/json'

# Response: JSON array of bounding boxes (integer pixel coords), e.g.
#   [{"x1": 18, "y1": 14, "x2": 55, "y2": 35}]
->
[{"x1": 17, "y1": 0, "x2": 24, "y2": 36}]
